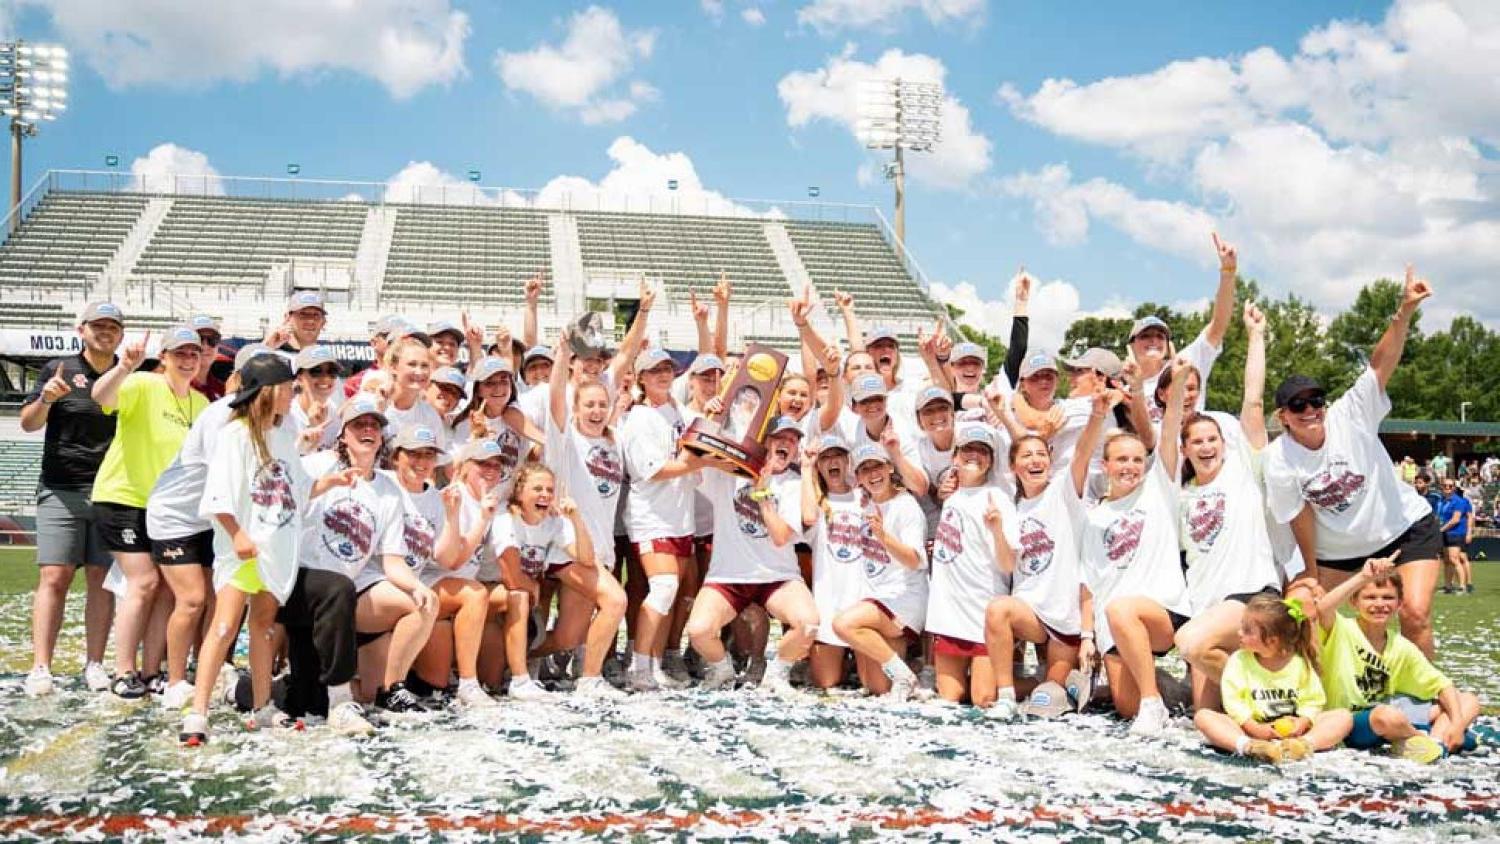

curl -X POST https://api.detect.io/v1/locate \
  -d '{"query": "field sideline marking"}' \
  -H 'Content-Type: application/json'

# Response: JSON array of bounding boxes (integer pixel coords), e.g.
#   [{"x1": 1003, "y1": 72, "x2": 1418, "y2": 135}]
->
[{"x1": 3, "y1": 791, "x2": 1498, "y2": 835}]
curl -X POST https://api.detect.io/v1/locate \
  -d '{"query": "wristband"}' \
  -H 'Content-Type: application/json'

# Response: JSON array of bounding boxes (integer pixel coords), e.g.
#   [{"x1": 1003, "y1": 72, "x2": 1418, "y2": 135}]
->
[
  {"x1": 1079, "y1": 631, "x2": 1095, "y2": 641},
  {"x1": 935, "y1": 356, "x2": 950, "y2": 364},
  {"x1": 749, "y1": 488, "x2": 774, "y2": 501}
]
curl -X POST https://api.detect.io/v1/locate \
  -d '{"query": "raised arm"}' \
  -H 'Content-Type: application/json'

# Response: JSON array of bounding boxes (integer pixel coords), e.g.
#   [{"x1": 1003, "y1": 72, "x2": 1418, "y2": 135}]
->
[
  {"x1": 834, "y1": 290, "x2": 864, "y2": 352},
  {"x1": 984, "y1": 492, "x2": 1017, "y2": 574},
  {"x1": 1158, "y1": 356, "x2": 1192, "y2": 477},
  {"x1": 1371, "y1": 266, "x2": 1432, "y2": 390},
  {"x1": 609, "y1": 280, "x2": 657, "y2": 387},
  {"x1": 790, "y1": 287, "x2": 831, "y2": 374},
  {"x1": 522, "y1": 273, "x2": 543, "y2": 349},
  {"x1": 712, "y1": 273, "x2": 731, "y2": 359},
  {"x1": 559, "y1": 499, "x2": 596, "y2": 567},
  {"x1": 801, "y1": 448, "x2": 821, "y2": 529},
  {"x1": 817, "y1": 345, "x2": 845, "y2": 434},
  {"x1": 690, "y1": 289, "x2": 712, "y2": 355},
  {"x1": 1315, "y1": 553, "x2": 1396, "y2": 630},
  {"x1": 1004, "y1": 270, "x2": 1032, "y2": 387},
  {"x1": 917, "y1": 319, "x2": 953, "y2": 391},
  {"x1": 1205, "y1": 233, "x2": 1238, "y2": 348},
  {"x1": 1240, "y1": 302, "x2": 1269, "y2": 449},
  {"x1": 1072, "y1": 390, "x2": 1120, "y2": 497},
  {"x1": 549, "y1": 335, "x2": 572, "y2": 431},
  {"x1": 91, "y1": 332, "x2": 148, "y2": 410},
  {"x1": 1121, "y1": 361, "x2": 1155, "y2": 450}
]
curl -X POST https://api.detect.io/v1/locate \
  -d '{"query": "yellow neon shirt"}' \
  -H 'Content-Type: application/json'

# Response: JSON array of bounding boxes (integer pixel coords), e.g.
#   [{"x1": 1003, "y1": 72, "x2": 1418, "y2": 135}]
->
[
  {"x1": 90, "y1": 372, "x2": 208, "y2": 508},
  {"x1": 1220, "y1": 649, "x2": 1326, "y2": 725},
  {"x1": 1318, "y1": 614, "x2": 1449, "y2": 711}
]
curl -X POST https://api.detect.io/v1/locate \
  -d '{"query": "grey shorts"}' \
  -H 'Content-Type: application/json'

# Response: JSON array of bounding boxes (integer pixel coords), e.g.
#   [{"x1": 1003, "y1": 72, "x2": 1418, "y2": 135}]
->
[{"x1": 35, "y1": 485, "x2": 111, "y2": 567}]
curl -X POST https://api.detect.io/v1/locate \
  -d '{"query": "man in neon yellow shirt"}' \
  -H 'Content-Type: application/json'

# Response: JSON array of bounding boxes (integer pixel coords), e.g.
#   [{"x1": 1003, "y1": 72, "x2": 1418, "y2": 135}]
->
[{"x1": 1316, "y1": 555, "x2": 1482, "y2": 763}]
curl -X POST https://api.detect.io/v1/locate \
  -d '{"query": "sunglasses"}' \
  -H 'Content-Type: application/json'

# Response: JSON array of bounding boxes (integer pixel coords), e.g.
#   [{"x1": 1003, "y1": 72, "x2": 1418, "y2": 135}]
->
[
  {"x1": 306, "y1": 365, "x2": 339, "y2": 378},
  {"x1": 1285, "y1": 394, "x2": 1328, "y2": 413}
]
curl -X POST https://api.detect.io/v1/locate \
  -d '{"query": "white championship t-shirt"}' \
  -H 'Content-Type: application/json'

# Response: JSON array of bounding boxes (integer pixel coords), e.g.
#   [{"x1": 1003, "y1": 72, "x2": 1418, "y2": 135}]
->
[
  {"x1": 620, "y1": 400, "x2": 697, "y2": 541},
  {"x1": 1180, "y1": 412, "x2": 1281, "y2": 612},
  {"x1": 385, "y1": 471, "x2": 450, "y2": 588},
  {"x1": 1013, "y1": 475, "x2": 1086, "y2": 636},
  {"x1": 1263, "y1": 367, "x2": 1432, "y2": 560},
  {"x1": 808, "y1": 488, "x2": 869, "y2": 647},
  {"x1": 492, "y1": 511, "x2": 576, "y2": 580},
  {"x1": 299, "y1": 451, "x2": 406, "y2": 592},
  {"x1": 453, "y1": 412, "x2": 532, "y2": 502},
  {"x1": 1079, "y1": 456, "x2": 1191, "y2": 654},
  {"x1": 545, "y1": 408, "x2": 624, "y2": 570},
  {"x1": 200, "y1": 421, "x2": 312, "y2": 603},
  {"x1": 861, "y1": 491, "x2": 930, "y2": 633},
  {"x1": 927, "y1": 485, "x2": 1019, "y2": 643},
  {"x1": 700, "y1": 469, "x2": 803, "y2": 584}
]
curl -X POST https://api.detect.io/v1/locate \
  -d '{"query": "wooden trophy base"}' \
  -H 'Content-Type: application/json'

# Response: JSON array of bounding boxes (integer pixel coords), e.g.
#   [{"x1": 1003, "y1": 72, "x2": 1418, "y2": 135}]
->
[{"x1": 681, "y1": 417, "x2": 767, "y2": 479}]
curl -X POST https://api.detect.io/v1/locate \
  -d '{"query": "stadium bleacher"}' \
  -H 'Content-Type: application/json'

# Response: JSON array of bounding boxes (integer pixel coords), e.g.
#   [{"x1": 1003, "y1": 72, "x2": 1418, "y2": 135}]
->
[
  {"x1": 132, "y1": 196, "x2": 366, "y2": 285},
  {"x1": 784, "y1": 220, "x2": 937, "y2": 319},
  {"x1": 575, "y1": 211, "x2": 790, "y2": 301},
  {"x1": 380, "y1": 204, "x2": 553, "y2": 306},
  {"x1": 0, "y1": 191, "x2": 149, "y2": 296},
  {"x1": 0, "y1": 439, "x2": 43, "y2": 515}
]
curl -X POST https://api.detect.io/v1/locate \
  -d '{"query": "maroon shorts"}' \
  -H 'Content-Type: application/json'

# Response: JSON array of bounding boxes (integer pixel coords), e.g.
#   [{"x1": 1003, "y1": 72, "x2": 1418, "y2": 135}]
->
[
  {"x1": 636, "y1": 535, "x2": 694, "y2": 558},
  {"x1": 706, "y1": 581, "x2": 790, "y2": 615},
  {"x1": 1041, "y1": 622, "x2": 1082, "y2": 649},
  {"x1": 931, "y1": 632, "x2": 988, "y2": 658},
  {"x1": 545, "y1": 561, "x2": 574, "y2": 580},
  {"x1": 864, "y1": 598, "x2": 920, "y2": 643}
]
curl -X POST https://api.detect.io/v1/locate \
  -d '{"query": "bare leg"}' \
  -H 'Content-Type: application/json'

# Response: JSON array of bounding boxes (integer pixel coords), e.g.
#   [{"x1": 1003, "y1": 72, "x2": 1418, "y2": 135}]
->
[
  {"x1": 684, "y1": 588, "x2": 737, "y2": 663},
  {"x1": 159, "y1": 565, "x2": 210, "y2": 685},
  {"x1": 246, "y1": 592, "x2": 280, "y2": 710},
  {"x1": 83, "y1": 565, "x2": 114, "y2": 665},
  {"x1": 1174, "y1": 600, "x2": 1244, "y2": 712},
  {"x1": 190, "y1": 587, "x2": 249, "y2": 714},
  {"x1": 110, "y1": 551, "x2": 160, "y2": 678},
  {"x1": 30, "y1": 564, "x2": 74, "y2": 669}
]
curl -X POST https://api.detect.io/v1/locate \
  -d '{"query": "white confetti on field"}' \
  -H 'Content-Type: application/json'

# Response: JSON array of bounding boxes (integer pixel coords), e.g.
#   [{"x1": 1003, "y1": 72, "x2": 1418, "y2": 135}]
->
[{"x1": 0, "y1": 593, "x2": 1497, "y2": 841}]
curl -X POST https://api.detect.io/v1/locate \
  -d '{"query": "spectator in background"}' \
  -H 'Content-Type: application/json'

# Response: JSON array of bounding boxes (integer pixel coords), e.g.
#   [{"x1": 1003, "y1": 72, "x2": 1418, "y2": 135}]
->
[
  {"x1": 1414, "y1": 474, "x2": 1441, "y2": 515},
  {"x1": 1483, "y1": 455, "x2": 1499, "y2": 484},
  {"x1": 1430, "y1": 452, "x2": 1451, "y2": 480},
  {"x1": 344, "y1": 314, "x2": 400, "y2": 398},
  {"x1": 187, "y1": 314, "x2": 225, "y2": 402},
  {"x1": 1400, "y1": 456, "x2": 1418, "y2": 485},
  {"x1": 1437, "y1": 479, "x2": 1473, "y2": 595},
  {"x1": 20, "y1": 302, "x2": 125, "y2": 696},
  {"x1": 276, "y1": 291, "x2": 327, "y2": 354}
]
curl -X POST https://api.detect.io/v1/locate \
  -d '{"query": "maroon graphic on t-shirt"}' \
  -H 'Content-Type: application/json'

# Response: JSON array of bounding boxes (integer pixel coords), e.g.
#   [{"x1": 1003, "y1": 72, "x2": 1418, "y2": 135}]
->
[
  {"x1": 250, "y1": 460, "x2": 296, "y2": 528},
  {"x1": 1186, "y1": 491, "x2": 1226, "y2": 551},
  {"x1": 1301, "y1": 457, "x2": 1366, "y2": 515},
  {"x1": 321, "y1": 499, "x2": 376, "y2": 564},
  {"x1": 1103, "y1": 509, "x2": 1146, "y2": 568},
  {"x1": 826, "y1": 510, "x2": 863, "y2": 564},
  {"x1": 733, "y1": 482, "x2": 770, "y2": 538},
  {"x1": 932, "y1": 506, "x2": 964, "y2": 565},
  {"x1": 1018, "y1": 515, "x2": 1054, "y2": 576},
  {"x1": 495, "y1": 427, "x2": 524, "y2": 483},
  {"x1": 586, "y1": 443, "x2": 624, "y2": 498},
  {"x1": 518, "y1": 542, "x2": 549, "y2": 578},
  {"x1": 402, "y1": 514, "x2": 435, "y2": 571}
]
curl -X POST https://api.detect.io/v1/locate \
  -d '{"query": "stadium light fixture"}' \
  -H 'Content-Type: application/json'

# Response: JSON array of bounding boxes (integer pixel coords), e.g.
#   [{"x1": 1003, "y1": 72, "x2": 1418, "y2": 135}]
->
[
  {"x1": 467, "y1": 169, "x2": 481, "y2": 183},
  {"x1": 1, "y1": 40, "x2": 70, "y2": 230},
  {"x1": 857, "y1": 77, "x2": 942, "y2": 246}
]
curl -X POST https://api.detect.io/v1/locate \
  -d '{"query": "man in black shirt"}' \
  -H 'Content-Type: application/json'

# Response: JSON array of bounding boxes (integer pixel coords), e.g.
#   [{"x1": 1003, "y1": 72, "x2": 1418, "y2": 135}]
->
[{"x1": 19, "y1": 302, "x2": 124, "y2": 696}]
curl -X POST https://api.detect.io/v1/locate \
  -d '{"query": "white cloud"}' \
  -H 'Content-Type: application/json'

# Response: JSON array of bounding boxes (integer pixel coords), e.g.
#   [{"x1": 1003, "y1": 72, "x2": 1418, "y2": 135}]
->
[
  {"x1": 994, "y1": 0, "x2": 1500, "y2": 324},
  {"x1": 778, "y1": 46, "x2": 993, "y2": 190},
  {"x1": 931, "y1": 275, "x2": 1131, "y2": 352},
  {"x1": 797, "y1": 0, "x2": 984, "y2": 32},
  {"x1": 743, "y1": 7, "x2": 768, "y2": 26},
  {"x1": 536, "y1": 136, "x2": 764, "y2": 216},
  {"x1": 495, "y1": 6, "x2": 656, "y2": 124},
  {"x1": 26, "y1": 0, "x2": 469, "y2": 99},
  {"x1": 129, "y1": 143, "x2": 223, "y2": 195}
]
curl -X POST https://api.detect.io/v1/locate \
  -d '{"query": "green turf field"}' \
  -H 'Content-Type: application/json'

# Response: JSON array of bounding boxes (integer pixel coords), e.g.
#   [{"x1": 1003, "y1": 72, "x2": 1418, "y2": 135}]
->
[{"x1": 1, "y1": 547, "x2": 1496, "y2": 840}]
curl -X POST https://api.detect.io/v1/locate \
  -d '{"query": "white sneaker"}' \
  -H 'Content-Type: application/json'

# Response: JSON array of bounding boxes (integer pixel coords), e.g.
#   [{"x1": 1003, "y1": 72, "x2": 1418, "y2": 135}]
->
[
  {"x1": 160, "y1": 680, "x2": 194, "y2": 711},
  {"x1": 83, "y1": 662, "x2": 111, "y2": 692},
  {"x1": 627, "y1": 664, "x2": 660, "y2": 693},
  {"x1": 653, "y1": 666, "x2": 689, "y2": 690},
  {"x1": 1129, "y1": 698, "x2": 1170, "y2": 736},
  {"x1": 508, "y1": 678, "x2": 554, "y2": 702},
  {"x1": 329, "y1": 701, "x2": 375, "y2": 735},
  {"x1": 987, "y1": 696, "x2": 1019, "y2": 721},
  {"x1": 761, "y1": 672, "x2": 802, "y2": 699},
  {"x1": 575, "y1": 676, "x2": 626, "y2": 699},
  {"x1": 886, "y1": 672, "x2": 918, "y2": 703},
  {"x1": 455, "y1": 683, "x2": 499, "y2": 709},
  {"x1": 215, "y1": 667, "x2": 242, "y2": 708},
  {"x1": 701, "y1": 660, "x2": 737, "y2": 691},
  {"x1": 179, "y1": 711, "x2": 209, "y2": 746},
  {"x1": 248, "y1": 704, "x2": 297, "y2": 730},
  {"x1": 24, "y1": 665, "x2": 54, "y2": 697}
]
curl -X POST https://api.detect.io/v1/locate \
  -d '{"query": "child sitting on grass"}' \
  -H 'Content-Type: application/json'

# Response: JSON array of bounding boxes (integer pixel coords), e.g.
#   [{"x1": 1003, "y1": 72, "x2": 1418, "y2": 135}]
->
[
  {"x1": 1194, "y1": 594, "x2": 1353, "y2": 763},
  {"x1": 1316, "y1": 552, "x2": 1481, "y2": 763}
]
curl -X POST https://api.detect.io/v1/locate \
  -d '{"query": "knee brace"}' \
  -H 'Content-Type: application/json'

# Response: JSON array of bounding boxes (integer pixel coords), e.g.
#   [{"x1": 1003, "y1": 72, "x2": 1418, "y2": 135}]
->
[{"x1": 643, "y1": 574, "x2": 680, "y2": 615}]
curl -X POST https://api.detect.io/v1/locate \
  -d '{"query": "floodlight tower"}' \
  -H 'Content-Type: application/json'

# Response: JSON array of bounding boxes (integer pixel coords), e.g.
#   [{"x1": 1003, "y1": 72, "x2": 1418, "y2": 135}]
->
[
  {"x1": 0, "y1": 40, "x2": 69, "y2": 229},
  {"x1": 858, "y1": 78, "x2": 941, "y2": 247}
]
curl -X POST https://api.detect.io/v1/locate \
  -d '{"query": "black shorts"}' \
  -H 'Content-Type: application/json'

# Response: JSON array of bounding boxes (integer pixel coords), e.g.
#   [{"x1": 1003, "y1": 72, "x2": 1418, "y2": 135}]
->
[
  {"x1": 1319, "y1": 513, "x2": 1443, "y2": 572},
  {"x1": 93, "y1": 502, "x2": 150, "y2": 554},
  {"x1": 1225, "y1": 586, "x2": 1282, "y2": 604},
  {"x1": 151, "y1": 530, "x2": 215, "y2": 567},
  {"x1": 1442, "y1": 533, "x2": 1467, "y2": 549}
]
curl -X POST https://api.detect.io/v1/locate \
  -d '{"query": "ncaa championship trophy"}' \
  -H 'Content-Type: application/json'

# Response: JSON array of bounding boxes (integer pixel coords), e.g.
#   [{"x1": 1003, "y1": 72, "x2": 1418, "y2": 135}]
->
[{"x1": 681, "y1": 343, "x2": 788, "y2": 478}]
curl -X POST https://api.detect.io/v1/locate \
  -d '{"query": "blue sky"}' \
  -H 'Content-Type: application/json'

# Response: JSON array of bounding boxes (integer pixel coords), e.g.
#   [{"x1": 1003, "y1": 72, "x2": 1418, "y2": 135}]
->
[{"x1": 6, "y1": 0, "x2": 1495, "y2": 348}]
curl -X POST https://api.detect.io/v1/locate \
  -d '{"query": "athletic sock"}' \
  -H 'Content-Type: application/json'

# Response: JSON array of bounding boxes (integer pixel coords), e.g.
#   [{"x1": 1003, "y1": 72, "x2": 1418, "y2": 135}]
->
[
  {"x1": 508, "y1": 675, "x2": 530, "y2": 690},
  {"x1": 458, "y1": 677, "x2": 481, "y2": 693},
  {"x1": 1235, "y1": 736, "x2": 1251, "y2": 755},
  {"x1": 765, "y1": 658, "x2": 793, "y2": 682},
  {"x1": 631, "y1": 650, "x2": 652, "y2": 673},
  {"x1": 881, "y1": 655, "x2": 915, "y2": 681},
  {"x1": 997, "y1": 686, "x2": 1017, "y2": 703},
  {"x1": 328, "y1": 683, "x2": 353, "y2": 707}
]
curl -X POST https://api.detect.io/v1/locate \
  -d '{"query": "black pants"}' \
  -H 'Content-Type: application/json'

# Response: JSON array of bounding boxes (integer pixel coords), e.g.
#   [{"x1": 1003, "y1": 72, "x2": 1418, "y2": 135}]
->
[{"x1": 276, "y1": 568, "x2": 356, "y2": 719}]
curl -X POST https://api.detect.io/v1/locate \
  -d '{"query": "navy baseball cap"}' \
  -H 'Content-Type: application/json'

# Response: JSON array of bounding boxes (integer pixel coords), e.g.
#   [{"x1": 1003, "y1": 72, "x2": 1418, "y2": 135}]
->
[{"x1": 1274, "y1": 375, "x2": 1326, "y2": 409}]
